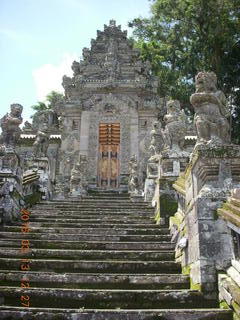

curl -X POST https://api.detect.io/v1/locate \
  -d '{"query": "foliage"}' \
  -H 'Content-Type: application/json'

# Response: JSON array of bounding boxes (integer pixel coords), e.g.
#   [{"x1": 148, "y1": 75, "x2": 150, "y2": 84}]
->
[
  {"x1": 31, "y1": 91, "x2": 64, "y2": 114},
  {"x1": 129, "y1": 0, "x2": 240, "y2": 141}
]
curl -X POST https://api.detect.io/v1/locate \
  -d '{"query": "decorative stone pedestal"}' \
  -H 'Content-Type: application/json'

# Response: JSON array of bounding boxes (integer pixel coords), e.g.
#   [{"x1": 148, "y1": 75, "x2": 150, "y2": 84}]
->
[
  {"x1": 156, "y1": 151, "x2": 189, "y2": 224},
  {"x1": 0, "y1": 147, "x2": 23, "y2": 223},
  {"x1": 184, "y1": 144, "x2": 240, "y2": 299}
]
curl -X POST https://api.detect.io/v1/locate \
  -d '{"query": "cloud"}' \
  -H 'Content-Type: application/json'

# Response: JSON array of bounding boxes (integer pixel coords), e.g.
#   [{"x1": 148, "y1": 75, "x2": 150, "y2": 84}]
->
[
  {"x1": 0, "y1": 28, "x2": 33, "y2": 42},
  {"x1": 32, "y1": 53, "x2": 78, "y2": 101}
]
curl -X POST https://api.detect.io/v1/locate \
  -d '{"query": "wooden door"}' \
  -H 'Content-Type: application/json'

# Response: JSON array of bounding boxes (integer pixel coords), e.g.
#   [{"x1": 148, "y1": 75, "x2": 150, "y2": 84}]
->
[{"x1": 98, "y1": 123, "x2": 120, "y2": 188}]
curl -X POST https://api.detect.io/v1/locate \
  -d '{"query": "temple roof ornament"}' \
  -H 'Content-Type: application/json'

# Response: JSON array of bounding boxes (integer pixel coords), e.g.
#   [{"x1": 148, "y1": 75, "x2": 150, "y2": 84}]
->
[{"x1": 62, "y1": 20, "x2": 158, "y2": 100}]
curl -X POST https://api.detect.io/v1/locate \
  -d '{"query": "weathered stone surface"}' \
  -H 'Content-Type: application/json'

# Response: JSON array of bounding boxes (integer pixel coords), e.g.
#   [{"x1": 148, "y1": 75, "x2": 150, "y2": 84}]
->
[
  {"x1": 190, "y1": 71, "x2": 230, "y2": 146},
  {"x1": 0, "y1": 308, "x2": 233, "y2": 320},
  {"x1": 0, "y1": 192, "x2": 231, "y2": 318},
  {"x1": 0, "y1": 103, "x2": 23, "y2": 147}
]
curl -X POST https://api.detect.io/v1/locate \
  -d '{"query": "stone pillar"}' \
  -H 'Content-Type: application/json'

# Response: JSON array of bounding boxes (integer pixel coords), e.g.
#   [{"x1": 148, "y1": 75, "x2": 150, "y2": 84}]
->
[
  {"x1": 130, "y1": 113, "x2": 139, "y2": 159},
  {"x1": 185, "y1": 145, "x2": 240, "y2": 299},
  {"x1": 79, "y1": 111, "x2": 90, "y2": 156}
]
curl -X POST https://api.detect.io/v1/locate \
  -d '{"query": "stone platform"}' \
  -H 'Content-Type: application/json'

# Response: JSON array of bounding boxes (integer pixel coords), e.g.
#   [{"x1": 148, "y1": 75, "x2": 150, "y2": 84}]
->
[{"x1": 0, "y1": 192, "x2": 233, "y2": 319}]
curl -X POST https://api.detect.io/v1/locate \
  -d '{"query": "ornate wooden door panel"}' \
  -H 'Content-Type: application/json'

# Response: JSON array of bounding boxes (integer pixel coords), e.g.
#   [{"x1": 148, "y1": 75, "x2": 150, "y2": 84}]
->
[{"x1": 98, "y1": 123, "x2": 120, "y2": 188}]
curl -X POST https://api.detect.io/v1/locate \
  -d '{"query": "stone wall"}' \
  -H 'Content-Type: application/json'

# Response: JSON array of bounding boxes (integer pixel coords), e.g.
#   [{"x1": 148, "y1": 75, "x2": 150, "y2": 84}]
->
[{"x1": 218, "y1": 190, "x2": 240, "y2": 319}]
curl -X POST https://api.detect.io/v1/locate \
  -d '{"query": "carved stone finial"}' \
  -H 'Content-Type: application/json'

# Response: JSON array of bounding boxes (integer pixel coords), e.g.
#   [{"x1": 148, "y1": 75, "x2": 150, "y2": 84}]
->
[
  {"x1": 190, "y1": 72, "x2": 230, "y2": 146},
  {"x1": 109, "y1": 20, "x2": 116, "y2": 27},
  {"x1": 71, "y1": 60, "x2": 80, "y2": 77},
  {"x1": 0, "y1": 103, "x2": 23, "y2": 147}
]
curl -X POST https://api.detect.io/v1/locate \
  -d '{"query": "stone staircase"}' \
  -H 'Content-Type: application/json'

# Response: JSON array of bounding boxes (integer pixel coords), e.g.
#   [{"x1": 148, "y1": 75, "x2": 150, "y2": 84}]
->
[{"x1": 0, "y1": 192, "x2": 232, "y2": 319}]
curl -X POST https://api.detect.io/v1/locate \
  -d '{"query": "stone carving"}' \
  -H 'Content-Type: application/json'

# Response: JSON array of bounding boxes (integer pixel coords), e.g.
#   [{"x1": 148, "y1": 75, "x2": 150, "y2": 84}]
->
[
  {"x1": 70, "y1": 161, "x2": 81, "y2": 195},
  {"x1": 62, "y1": 75, "x2": 74, "y2": 100},
  {"x1": 149, "y1": 121, "x2": 165, "y2": 160},
  {"x1": 0, "y1": 104, "x2": 23, "y2": 147},
  {"x1": 33, "y1": 123, "x2": 50, "y2": 158},
  {"x1": 164, "y1": 100, "x2": 187, "y2": 152},
  {"x1": 0, "y1": 181, "x2": 18, "y2": 223},
  {"x1": 69, "y1": 154, "x2": 88, "y2": 196},
  {"x1": 190, "y1": 72, "x2": 230, "y2": 146},
  {"x1": 128, "y1": 155, "x2": 140, "y2": 195},
  {"x1": 32, "y1": 108, "x2": 60, "y2": 158},
  {"x1": 22, "y1": 121, "x2": 33, "y2": 132},
  {"x1": 0, "y1": 146, "x2": 20, "y2": 175},
  {"x1": 61, "y1": 20, "x2": 158, "y2": 100},
  {"x1": 71, "y1": 61, "x2": 80, "y2": 76}
]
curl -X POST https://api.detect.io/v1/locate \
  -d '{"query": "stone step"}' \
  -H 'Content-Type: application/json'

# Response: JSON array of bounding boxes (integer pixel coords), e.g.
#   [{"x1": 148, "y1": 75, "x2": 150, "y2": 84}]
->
[
  {"x1": 230, "y1": 197, "x2": 240, "y2": 208},
  {"x1": 0, "y1": 307, "x2": 232, "y2": 320},
  {"x1": 6, "y1": 221, "x2": 164, "y2": 229},
  {"x1": 0, "y1": 258, "x2": 181, "y2": 273},
  {"x1": 31, "y1": 209, "x2": 154, "y2": 214},
  {"x1": 0, "y1": 270, "x2": 189, "y2": 289},
  {"x1": 28, "y1": 217, "x2": 156, "y2": 224},
  {"x1": 0, "y1": 239, "x2": 175, "y2": 250},
  {"x1": 4, "y1": 226, "x2": 170, "y2": 235},
  {"x1": 0, "y1": 248, "x2": 175, "y2": 261},
  {"x1": 0, "y1": 287, "x2": 216, "y2": 309},
  {"x1": 0, "y1": 193, "x2": 230, "y2": 318},
  {"x1": 33, "y1": 206, "x2": 153, "y2": 212},
  {"x1": 35, "y1": 202, "x2": 152, "y2": 207},
  {"x1": 33, "y1": 203, "x2": 152, "y2": 208},
  {"x1": 0, "y1": 231, "x2": 172, "y2": 242},
  {"x1": 29, "y1": 213, "x2": 154, "y2": 219}
]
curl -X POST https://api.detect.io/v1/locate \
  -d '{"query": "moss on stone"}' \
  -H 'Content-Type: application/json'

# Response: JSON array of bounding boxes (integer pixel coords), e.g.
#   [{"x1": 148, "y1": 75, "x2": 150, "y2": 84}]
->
[
  {"x1": 190, "y1": 281, "x2": 201, "y2": 291},
  {"x1": 160, "y1": 194, "x2": 178, "y2": 217},
  {"x1": 24, "y1": 192, "x2": 42, "y2": 206},
  {"x1": 220, "y1": 300, "x2": 230, "y2": 309},
  {"x1": 182, "y1": 265, "x2": 191, "y2": 275},
  {"x1": 232, "y1": 301, "x2": 240, "y2": 316}
]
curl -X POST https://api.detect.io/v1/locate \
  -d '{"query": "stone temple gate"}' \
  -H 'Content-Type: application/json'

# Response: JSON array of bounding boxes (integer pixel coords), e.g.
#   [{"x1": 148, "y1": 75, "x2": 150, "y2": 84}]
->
[
  {"x1": 1, "y1": 20, "x2": 240, "y2": 320},
  {"x1": 57, "y1": 20, "x2": 163, "y2": 192},
  {"x1": 17, "y1": 19, "x2": 165, "y2": 195}
]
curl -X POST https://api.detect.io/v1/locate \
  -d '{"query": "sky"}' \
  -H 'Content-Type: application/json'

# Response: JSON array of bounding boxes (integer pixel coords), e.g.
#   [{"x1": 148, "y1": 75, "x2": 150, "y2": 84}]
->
[{"x1": 0, "y1": 0, "x2": 151, "y2": 123}]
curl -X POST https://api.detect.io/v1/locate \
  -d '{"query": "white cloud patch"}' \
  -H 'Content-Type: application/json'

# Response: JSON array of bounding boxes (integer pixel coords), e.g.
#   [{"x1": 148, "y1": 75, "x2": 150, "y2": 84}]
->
[
  {"x1": 32, "y1": 53, "x2": 78, "y2": 101},
  {"x1": 0, "y1": 28, "x2": 33, "y2": 42}
]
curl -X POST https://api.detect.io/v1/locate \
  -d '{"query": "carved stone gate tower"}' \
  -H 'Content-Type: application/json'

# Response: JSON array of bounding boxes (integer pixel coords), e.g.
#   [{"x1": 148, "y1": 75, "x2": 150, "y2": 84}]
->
[{"x1": 57, "y1": 20, "x2": 163, "y2": 192}]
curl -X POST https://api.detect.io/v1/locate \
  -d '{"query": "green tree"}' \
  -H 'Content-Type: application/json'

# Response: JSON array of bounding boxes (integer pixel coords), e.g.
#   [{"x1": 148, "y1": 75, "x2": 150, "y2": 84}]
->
[
  {"x1": 129, "y1": 0, "x2": 240, "y2": 130},
  {"x1": 31, "y1": 91, "x2": 64, "y2": 114}
]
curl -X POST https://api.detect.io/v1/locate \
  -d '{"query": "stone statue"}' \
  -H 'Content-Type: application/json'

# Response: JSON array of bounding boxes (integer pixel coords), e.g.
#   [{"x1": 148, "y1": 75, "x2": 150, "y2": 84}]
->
[
  {"x1": 33, "y1": 123, "x2": 50, "y2": 158},
  {"x1": 70, "y1": 161, "x2": 81, "y2": 194},
  {"x1": 0, "y1": 104, "x2": 23, "y2": 147},
  {"x1": 149, "y1": 121, "x2": 165, "y2": 160},
  {"x1": 128, "y1": 155, "x2": 140, "y2": 195},
  {"x1": 69, "y1": 154, "x2": 88, "y2": 196},
  {"x1": 164, "y1": 100, "x2": 187, "y2": 152},
  {"x1": 190, "y1": 72, "x2": 230, "y2": 146}
]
